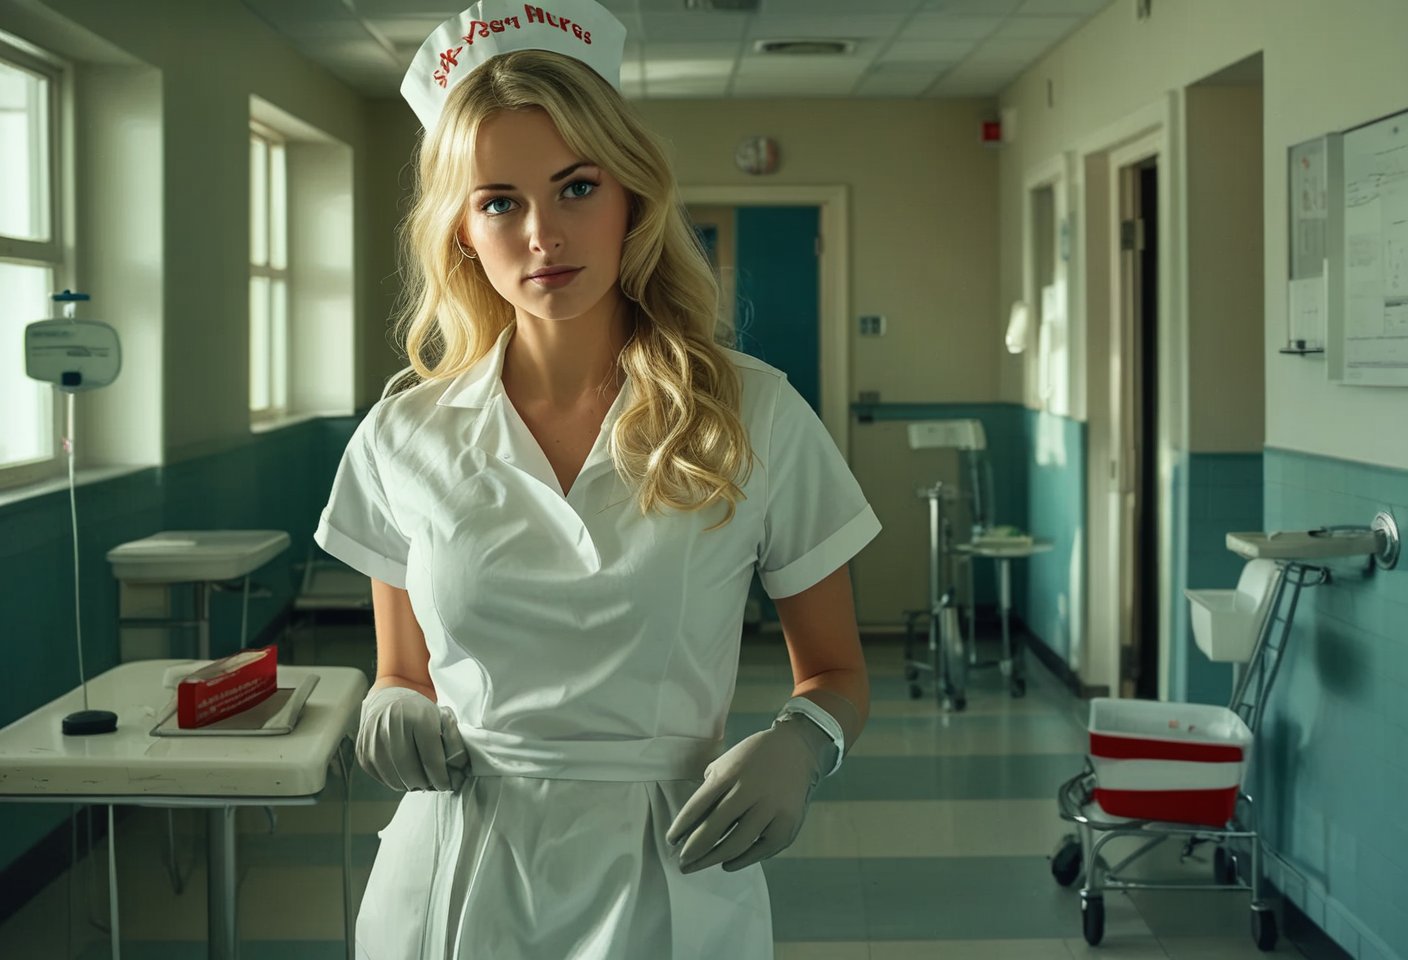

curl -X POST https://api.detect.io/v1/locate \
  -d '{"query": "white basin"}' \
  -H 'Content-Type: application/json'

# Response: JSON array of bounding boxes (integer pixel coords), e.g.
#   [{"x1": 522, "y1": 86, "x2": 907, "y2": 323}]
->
[
  {"x1": 1185, "y1": 560, "x2": 1282, "y2": 662},
  {"x1": 108, "y1": 530, "x2": 291, "y2": 583}
]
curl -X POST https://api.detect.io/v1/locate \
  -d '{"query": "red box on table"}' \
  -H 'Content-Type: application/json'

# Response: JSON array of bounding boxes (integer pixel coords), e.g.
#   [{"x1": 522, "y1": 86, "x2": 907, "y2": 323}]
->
[{"x1": 177, "y1": 645, "x2": 278, "y2": 729}]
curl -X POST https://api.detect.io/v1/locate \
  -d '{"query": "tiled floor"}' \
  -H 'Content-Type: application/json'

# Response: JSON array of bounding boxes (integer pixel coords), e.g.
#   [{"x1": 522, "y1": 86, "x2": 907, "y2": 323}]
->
[{"x1": 0, "y1": 627, "x2": 1350, "y2": 958}]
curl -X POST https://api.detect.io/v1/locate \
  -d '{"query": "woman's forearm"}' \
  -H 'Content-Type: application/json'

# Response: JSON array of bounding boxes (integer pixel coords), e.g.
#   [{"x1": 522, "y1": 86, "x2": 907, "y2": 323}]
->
[{"x1": 792, "y1": 668, "x2": 869, "y2": 757}]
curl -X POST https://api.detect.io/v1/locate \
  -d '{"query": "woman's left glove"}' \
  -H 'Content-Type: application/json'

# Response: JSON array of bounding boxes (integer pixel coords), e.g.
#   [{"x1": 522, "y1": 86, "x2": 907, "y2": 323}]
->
[{"x1": 665, "y1": 713, "x2": 837, "y2": 874}]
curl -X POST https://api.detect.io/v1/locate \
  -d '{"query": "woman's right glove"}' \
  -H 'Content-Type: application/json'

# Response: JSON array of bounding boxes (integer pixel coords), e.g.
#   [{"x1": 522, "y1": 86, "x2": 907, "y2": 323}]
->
[{"x1": 356, "y1": 685, "x2": 471, "y2": 792}]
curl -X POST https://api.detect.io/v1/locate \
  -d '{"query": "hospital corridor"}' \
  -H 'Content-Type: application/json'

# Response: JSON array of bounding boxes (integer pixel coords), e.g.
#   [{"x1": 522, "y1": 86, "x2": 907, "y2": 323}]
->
[
  {"x1": 3, "y1": 1, "x2": 1408, "y2": 959},
  {"x1": 0, "y1": 626, "x2": 1360, "y2": 959}
]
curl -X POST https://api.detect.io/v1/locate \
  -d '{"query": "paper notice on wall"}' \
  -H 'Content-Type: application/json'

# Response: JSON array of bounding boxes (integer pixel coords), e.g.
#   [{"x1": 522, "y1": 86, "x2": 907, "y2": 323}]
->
[
  {"x1": 1287, "y1": 276, "x2": 1325, "y2": 349},
  {"x1": 1341, "y1": 114, "x2": 1408, "y2": 386}
]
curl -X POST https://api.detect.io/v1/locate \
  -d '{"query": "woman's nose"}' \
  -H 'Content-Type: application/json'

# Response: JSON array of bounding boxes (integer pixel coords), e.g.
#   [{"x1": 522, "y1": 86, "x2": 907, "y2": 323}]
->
[{"x1": 526, "y1": 207, "x2": 564, "y2": 253}]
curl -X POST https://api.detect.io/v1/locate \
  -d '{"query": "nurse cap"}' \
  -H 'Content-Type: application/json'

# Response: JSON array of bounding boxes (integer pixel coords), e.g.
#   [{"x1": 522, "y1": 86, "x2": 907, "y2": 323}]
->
[{"x1": 401, "y1": 0, "x2": 629, "y2": 130}]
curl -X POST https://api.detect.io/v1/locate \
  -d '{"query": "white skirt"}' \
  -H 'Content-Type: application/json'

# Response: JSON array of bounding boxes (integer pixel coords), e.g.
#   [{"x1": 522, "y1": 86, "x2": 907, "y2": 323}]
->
[{"x1": 355, "y1": 778, "x2": 774, "y2": 960}]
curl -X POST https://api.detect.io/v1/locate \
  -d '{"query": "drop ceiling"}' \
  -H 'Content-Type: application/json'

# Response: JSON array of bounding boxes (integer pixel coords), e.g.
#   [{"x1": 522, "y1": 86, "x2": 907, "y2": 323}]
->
[{"x1": 238, "y1": 0, "x2": 1116, "y2": 101}]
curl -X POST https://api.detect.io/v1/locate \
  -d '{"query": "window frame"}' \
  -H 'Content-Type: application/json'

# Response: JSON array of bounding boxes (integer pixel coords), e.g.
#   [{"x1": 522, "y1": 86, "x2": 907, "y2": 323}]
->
[
  {"x1": 0, "y1": 31, "x2": 71, "y2": 491},
  {"x1": 249, "y1": 119, "x2": 289, "y2": 423}
]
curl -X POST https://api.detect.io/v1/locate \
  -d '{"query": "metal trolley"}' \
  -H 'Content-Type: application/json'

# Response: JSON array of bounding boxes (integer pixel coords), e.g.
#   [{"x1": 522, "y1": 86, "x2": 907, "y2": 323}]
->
[
  {"x1": 1050, "y1": 560, "x2": 1330, "y2": 952},
  {"x1": 903, "y1": 481, "x2": 969, "y2": 711},
  {"x1": 902, "y1": 420, "x2": 997, "y2": 711}
]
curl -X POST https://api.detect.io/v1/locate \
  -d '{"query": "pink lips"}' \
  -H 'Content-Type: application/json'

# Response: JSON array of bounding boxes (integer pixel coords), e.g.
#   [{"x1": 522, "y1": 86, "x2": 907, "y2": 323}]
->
[{"x1": 527, "y1": 267, "x2": 582, "y2": 288}]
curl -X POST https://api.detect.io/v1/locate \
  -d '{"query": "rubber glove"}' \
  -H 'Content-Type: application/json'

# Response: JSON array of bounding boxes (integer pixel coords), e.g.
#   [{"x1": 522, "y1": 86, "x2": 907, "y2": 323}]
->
[
  {"x1": 356, "y1": 685, "x2": 471, "y2": 793},
  {"x1": 665, "y1": 713, "x2": 838, "y2": 874}
]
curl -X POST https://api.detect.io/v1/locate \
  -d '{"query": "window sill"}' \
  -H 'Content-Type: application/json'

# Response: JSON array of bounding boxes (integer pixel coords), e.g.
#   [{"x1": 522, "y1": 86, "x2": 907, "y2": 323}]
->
[
  {"x1": 249, "y1": 409, "x2": 350, "y2": 434},
  {"x1": 0, "y1": 464, "x2": 153, "y2": 511}
]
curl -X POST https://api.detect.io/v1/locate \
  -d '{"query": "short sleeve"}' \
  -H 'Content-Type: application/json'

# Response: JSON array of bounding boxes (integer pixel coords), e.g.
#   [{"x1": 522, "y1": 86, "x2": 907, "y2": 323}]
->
[
  {"x1": 757, "y1": 376, "x2": 882, "y2": 599},
  {"x1": 314, "y1": 402, "x2": 412, "y2": 588}
]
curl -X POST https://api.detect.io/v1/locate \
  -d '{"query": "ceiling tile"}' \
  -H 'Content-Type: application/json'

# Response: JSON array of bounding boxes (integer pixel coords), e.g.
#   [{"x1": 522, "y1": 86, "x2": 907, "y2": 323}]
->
[
  {"x1": 644, "y1": 77, "x2": 731, "y2": 97},
  {"x1": 760, "y1": 0, "x2": 924, "y2": 12},
  {"x1": 747, "y1": 15, "x2": 909, "y2": 40},
  {"x1": 641, "y1": 41, "x2": 744, "y2": 58},
  {"x1": 643, "y1": 59, "x2": 735, "y2": 81},
  {"x1": 979, "y1": 36, "x2": 1060, "y2": 59},
  {"x1": 852, "y1": 72, "x2": 940, "y2": 97},
  {"x1": 880, "y1": 39, "x2": 974, "y2": 62},
  {"x1": 1018, "y1": 0, "x2": 1112, "y2": 14},
  {"x1": 989, "y1": 14, "x2": 1082, "y2": 39},
  {"x1": 927, "y1": 0, "x2": 1024, "y2": 14},
  {"x1": 903, "y1": 13, "x2": 1003, "y2": 40},
  {"x1": 730, "y1": 75, "x2": 858, "y2": 96},
  {"x1": 638, "y1": 12, "x2": 750, "y2": 41},
  {"x1": 927, "y1": 78, "x2": 1005, "y2": 97},
  {"x1": 733, "y1": 55, "x2": 869, "y2": 77}
]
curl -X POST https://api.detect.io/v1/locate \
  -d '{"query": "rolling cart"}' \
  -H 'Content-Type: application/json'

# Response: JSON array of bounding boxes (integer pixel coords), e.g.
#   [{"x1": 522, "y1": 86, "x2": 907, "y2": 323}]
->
[
  {"x1": 1049, "y1": 560, "x2": 1324, "y2": 951},
  {"x1": 1051, "y1": 514, "x2": 1401, "y2": 950},
  {"x1": 903, "y1": 481, "x2": 968, "y2": 711}
]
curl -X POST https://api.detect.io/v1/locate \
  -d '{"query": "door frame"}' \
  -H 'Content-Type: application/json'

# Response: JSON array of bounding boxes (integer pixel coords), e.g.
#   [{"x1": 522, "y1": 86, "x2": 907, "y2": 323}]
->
[
  {"x1": 680, "y1": 185, "x2": 850, "y2": 458},
  {"x1": 1073, "y1": 92, "x2": 1187, "y2": 701}
]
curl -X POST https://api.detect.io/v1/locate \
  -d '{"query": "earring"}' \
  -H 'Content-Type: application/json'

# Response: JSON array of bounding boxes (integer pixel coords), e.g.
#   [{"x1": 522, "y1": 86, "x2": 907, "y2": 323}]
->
[{"x1": 454, "y1": 235, "x2": 477, "y2": 260}]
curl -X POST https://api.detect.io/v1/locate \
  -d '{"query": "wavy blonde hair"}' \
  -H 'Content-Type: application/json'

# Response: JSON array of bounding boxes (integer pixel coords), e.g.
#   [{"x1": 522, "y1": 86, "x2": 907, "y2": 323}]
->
[{"x1": 389, "y1": 49, "x2": 753, "y2": 531}]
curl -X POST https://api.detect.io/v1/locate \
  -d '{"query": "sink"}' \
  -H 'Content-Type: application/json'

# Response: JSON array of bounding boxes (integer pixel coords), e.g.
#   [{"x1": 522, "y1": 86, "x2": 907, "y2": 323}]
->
[
  {"x1": 108, "y1": 531, "x2": 291, "y2": 583},
  {"x1": 1185, "y1": 560, "x2": 1282, "y2": 662}
]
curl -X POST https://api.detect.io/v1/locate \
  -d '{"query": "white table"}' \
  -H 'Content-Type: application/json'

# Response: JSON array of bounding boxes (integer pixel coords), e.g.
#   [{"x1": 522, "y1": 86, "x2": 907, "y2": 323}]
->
[
  {"x1": 954, "y1": 538, "x2": 1053, "y2": 696},
  {"x1": 0, "y1": 660, "x2": 367, "y2": 960}
]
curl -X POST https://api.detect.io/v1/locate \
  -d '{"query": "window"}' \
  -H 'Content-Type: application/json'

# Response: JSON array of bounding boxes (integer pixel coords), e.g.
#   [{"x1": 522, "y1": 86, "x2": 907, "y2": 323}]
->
[
  {"x1": 249, "y1": 121, "x2": 288, "y2": 419},
  {"x1": 0, "y1": 39, "x2": 63, "y2": 478}
]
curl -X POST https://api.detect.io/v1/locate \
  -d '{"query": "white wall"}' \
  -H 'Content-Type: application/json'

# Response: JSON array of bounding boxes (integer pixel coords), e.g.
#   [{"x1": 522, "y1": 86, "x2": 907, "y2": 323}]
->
[{"x1": 999, "y1": 0, "x2": 1408, "y2": 470}]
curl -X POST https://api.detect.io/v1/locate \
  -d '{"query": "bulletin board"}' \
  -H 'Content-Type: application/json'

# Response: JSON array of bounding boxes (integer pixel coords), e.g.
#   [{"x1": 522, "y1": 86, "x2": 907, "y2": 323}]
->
[{"x1": 1331, "y1": 107, "x2": 1408, "y2": 386}]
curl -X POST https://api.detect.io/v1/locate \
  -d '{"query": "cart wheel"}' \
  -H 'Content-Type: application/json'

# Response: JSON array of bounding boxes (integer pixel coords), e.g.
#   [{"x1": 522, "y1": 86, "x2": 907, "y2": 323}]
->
[
  {"x1": 1010, "y1": 677, "x2": 1027, "y2": 698},
  {"x1": 1251, "y1": 907, "x2": 1278, "y2": 951},
  {"x1": 1081, "y1": 895, "x2": 1105, "y2": 946},
  {"x1": 908, "y1": 683, "x2": 922, "y2": 700},
  {"x1": 1051, "y1": 836, "x2": 1082, "y2": 887},
  {"x1": 903, "y1": 665, "x2": 919, "y2": 681},
  {"x1": 1214, "y1": 846, "x2": 1239, "y2": 886}
]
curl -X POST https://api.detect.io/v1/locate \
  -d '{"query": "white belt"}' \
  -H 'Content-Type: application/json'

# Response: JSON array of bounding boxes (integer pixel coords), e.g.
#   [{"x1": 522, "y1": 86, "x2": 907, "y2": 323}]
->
[{"x1": 458, "y1": 728, "x2": 723, "y2": 781}]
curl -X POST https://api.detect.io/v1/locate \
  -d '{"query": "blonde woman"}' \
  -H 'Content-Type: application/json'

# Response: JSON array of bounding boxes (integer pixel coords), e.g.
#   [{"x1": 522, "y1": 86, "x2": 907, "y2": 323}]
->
[{"x1": 315, "y1": 1, "x2": 881, "y2": 956}]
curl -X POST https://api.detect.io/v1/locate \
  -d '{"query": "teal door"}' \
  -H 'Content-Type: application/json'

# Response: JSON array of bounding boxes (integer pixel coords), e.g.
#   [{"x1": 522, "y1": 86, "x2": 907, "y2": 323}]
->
[
  {"x1": 732, "y1": 206, "x2": 821, "y2": 625},
  {"x1": 733, "y1": 206, "x2": 821, "y2": 412}
]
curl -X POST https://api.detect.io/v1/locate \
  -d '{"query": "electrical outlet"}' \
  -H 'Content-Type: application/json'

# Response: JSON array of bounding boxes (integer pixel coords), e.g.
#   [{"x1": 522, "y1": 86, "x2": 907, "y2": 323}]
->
[
  {"x1": 859, "y1": 315, "x2": 886, "y2": 336},
  {"x1": 858, "y1": 390, "x2": 880, "y2": 404}
]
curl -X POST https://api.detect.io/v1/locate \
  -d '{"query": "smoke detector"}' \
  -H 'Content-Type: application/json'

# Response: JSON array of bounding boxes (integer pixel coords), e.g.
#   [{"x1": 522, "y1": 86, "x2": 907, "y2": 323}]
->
[{"x1": 753, "y1": 39, "x2": 856, "y2": 55}]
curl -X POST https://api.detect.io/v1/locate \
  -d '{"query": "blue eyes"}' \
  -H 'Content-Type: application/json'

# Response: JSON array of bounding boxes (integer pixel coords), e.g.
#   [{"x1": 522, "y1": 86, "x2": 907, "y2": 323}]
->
[{"x1": 480, "y1": 179, "x2": 597, "y2": 216}]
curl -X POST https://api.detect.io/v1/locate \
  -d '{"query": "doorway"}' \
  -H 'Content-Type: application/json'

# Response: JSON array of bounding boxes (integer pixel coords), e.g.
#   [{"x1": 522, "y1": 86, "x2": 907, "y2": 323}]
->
[{"x1": 1116, "y1": 154, "x2": 1160, "y2": 700}]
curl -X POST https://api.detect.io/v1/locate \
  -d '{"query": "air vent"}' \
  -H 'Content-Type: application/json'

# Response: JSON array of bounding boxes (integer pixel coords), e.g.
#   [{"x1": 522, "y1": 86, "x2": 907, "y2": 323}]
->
[
  {"x1": 684, "y1": 0, "x2": 759, "y2": 10},
  {"x1": 753, "y1": 39, "x2": 856, "y2": 56}
]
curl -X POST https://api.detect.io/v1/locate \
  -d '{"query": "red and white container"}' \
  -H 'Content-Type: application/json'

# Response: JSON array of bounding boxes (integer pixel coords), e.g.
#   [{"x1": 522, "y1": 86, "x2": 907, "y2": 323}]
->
[{"x1": 1088, "y1": 698, "x2": 1252, "y2": 826}]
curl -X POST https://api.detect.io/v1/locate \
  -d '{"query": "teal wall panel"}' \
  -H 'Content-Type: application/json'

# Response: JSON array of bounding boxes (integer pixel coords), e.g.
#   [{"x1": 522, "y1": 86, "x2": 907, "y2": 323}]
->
[
  {"x1": 1258, "y1": 448, "x2": 1408, "y2": 959},
  {"x1": 1178, "y1": 453, "x2": 1264, "y2": 705},
  {"x1": 1021, "y1": 410, "x2": 1086, "y2": 666}
]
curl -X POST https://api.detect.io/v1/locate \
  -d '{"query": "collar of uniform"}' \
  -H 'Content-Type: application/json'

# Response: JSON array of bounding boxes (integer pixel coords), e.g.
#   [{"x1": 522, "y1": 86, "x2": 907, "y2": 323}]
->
[{"x1": 435, "y1": 323, "x2": 515, "y2": 409}]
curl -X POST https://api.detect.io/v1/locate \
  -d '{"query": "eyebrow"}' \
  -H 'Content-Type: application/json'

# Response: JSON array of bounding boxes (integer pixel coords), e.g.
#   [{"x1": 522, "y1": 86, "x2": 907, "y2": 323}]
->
[{"x1": 472, "y1": 161, "x2": 596, "y2": 193}]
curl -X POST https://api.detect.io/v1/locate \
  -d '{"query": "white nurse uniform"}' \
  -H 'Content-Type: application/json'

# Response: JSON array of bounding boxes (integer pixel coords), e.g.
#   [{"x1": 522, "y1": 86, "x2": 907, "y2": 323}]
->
[{"x1": 315, "y1": 323, "x2": 882, "y2": 959}]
